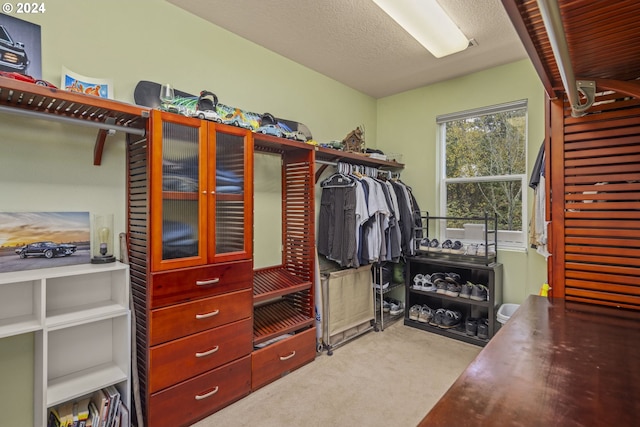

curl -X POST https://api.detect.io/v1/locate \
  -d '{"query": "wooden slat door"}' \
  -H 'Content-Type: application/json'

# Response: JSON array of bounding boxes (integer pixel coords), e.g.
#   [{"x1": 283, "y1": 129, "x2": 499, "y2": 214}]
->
[{"x1": 550, "y1": 91, "x2": 640, "y2": 309}]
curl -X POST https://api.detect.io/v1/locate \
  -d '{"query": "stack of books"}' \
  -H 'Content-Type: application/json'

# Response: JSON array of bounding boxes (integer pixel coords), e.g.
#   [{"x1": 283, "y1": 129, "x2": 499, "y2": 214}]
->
[{"x1": 47, "y1": 386, "x2": 129, "y2": 427}]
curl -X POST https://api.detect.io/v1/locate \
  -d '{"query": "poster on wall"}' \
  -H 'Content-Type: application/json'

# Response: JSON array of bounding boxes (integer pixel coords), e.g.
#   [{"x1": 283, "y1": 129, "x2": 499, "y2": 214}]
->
[
  {"x1": 0, "y1": 212, "x2": 90, "y2": 273},
  {"x1": 62, "y1": 66, "x2": 113, "y2": 98},
  {"x1": 0, "y1": 13, "x2": 41, "y2": 78}
]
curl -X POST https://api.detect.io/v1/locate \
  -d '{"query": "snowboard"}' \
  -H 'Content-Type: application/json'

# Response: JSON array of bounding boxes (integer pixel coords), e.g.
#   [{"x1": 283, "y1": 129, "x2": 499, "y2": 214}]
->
[{"x1": 134, "y1": 80, "x2": 313, "y2": 141}]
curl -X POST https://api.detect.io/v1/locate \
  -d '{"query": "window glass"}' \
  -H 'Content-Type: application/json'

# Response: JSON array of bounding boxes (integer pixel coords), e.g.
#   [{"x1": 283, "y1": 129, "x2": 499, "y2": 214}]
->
[{"x1": 438, "y1": 100, "x2": 527, "y2": 247}]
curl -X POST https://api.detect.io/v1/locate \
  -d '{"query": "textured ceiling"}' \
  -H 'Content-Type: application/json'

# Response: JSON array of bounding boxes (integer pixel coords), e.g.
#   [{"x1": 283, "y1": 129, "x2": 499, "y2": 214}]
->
[{"x1": 167, "y1": 0, "x2": 528, "y2": 98}]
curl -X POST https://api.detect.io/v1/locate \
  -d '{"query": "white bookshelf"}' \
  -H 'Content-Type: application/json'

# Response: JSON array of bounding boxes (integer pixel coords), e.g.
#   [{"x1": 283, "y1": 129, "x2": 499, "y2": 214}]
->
[{"x1": 0, "y1": 262, "x2": 130, "y2": 426}]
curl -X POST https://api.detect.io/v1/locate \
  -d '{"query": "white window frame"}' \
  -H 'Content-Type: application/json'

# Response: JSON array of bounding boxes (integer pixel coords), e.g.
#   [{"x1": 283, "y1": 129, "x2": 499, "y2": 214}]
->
[{"x1": 437, "y1": 100, "x2": 528, "y2": 250}]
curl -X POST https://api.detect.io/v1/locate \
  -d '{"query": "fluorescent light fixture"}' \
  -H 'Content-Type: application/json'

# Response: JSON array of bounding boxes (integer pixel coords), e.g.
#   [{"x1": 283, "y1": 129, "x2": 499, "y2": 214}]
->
[{"x1": 372, "y1": 0, "x2": 469, "y2": 58}]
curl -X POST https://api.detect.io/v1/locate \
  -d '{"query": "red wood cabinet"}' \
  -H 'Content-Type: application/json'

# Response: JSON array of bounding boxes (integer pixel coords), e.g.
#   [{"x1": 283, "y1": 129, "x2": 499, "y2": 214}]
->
[
  {"x1": 128, "y1": 112, "x2": 254, "y2": 427},
  {"x1": 149, "y1": 110, "x2": 253, "y2": 272}
]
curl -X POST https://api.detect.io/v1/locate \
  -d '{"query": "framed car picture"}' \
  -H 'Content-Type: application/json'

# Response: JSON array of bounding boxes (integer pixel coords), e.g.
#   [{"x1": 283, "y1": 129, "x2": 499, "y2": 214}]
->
[
  {"x1": 0, "y1": 212, "x2": 90, "y2": 273},
  {"x1": 0, "y1": 13, "x2": 41, "y2": 78}
]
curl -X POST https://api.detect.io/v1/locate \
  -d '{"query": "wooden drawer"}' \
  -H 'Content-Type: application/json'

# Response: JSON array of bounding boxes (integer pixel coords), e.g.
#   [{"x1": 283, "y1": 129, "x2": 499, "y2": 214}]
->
[
  {"x1": 149, "y1": 317, "x2": 253, "y2": 393},
  {"x1": 148, "y1": 355, "x2": 251, "y2": 427},
  {"x1": 150, "y1": 289, "x2": 252, "y2": 345},
  {"x1": 251, "y1": 327, "x2": 316, "y2": 391},
  {"x1": 151, "y1": 260, "x2": 252, "y2": 308}
]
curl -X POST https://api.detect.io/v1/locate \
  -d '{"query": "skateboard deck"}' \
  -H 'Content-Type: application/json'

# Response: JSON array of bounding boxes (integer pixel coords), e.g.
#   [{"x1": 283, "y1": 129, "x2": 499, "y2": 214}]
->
[{"x1": 134, "y1": 80, "x2": 313, "y2": 140}]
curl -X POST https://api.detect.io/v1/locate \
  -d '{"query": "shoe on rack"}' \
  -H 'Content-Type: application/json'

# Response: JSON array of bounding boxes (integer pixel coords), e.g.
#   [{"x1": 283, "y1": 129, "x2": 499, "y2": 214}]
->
[
  {"x1": 419, "y1": 238, "x2": 430, "y2": 251},
  {"x1": 441, "y1": 239, "x2": 453, "y2": 253},
  {"x1": 418, "y1": 305, "x2": 434, "y2": 324},
  {"x1": 465, "y1": 317, "x2": 478, "y2": 336},
  {"x1": 430, "y1": 272, "x2": 445, "y2": 283},
  {"x1": 445, "y1": 282, "x2": 462, "y2": 297},
  {"x1": 389, "y1": 300, "x2": 405, "y2": 316},
  {"x1": 434, "y1": 278, "x2": 448, "y2": 294},
  {"x1": 382, "y1": 298, "x2": 392, "y2": 312},
  {"x1": 450, "y1": 240, "x2": 465, "y2": 254},
  {"x1": 413, "y1": 274, "x2": 424, "y2": 290},
  {"x1": 459, "y1": 282, "x2": 474, "y2": 299},
  {"x1": 429, "y1": 308, "x2": 446, "y2": 327},
  {"x1": 420, "y1": 274, "x2": 437, "y2": 292},
  {"x1": 465, "y1": 243, "x2": 478, "y2": 256},
  {"x1": 440, "y1": 310, "x2": 462, "y2": 329},
  {"x1": 470, "y1": 284, "x2": 489, "y2": 301},
  {"x1": 478, "y1": 243, "x2": 497, "y2": 257},
  {"x1": 477, "y1": 318, "x2": 489, "y2": 339},
  {"x1": 428, "y1": 238, "x2": 441, "y2": 252},
  {"x1": 445, "y1": 272, "x2": 461, "y2": 283},
  {"x1": 409, "y1": 304, "x2": 421, "y2": 321},
  {"x1": 373, "y1": 282, "x2": 389, "y2": 290}
]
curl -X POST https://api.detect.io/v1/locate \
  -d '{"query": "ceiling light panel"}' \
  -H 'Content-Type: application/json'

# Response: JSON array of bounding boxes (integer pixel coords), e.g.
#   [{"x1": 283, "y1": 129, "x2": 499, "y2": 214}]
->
[{"x1": 372, "y1": 0, "x2": 469, "y2": 58}]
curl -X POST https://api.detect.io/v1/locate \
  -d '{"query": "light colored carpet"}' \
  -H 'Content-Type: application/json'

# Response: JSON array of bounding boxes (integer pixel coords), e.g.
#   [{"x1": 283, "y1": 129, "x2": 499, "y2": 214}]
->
[{"x1": 191, "y1": 321, "x2": 480, "y2": 427}]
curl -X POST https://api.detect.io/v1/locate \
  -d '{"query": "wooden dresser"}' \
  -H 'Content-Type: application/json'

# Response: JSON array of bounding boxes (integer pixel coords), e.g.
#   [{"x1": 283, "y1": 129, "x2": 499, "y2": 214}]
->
[{"x1": 128, "y1": 111, "x2": 254, "y2": 427}]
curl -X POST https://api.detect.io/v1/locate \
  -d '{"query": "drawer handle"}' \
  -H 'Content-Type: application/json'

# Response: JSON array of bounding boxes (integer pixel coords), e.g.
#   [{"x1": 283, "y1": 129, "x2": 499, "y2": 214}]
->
[
  {"x1": 195, "y1": 309, "x2": 220, "y2": 320},
  {"x1": 195, "y1": 386, "x2": 219, "y2": 400},
  {"x1": 279, "y1": 351, "x2": 296, "y2": 361},
  {"x1": 196, "y1": 278, "x2": 220, "y2": 286},
  {"x1": 195, "y1": 345, "x2": 220, "y2": 358}
]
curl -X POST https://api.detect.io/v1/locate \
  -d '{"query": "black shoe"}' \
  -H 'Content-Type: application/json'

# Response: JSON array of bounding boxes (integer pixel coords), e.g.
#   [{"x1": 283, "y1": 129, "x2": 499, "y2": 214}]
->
[
  {"x1": 465, "y1": 318, "x2": 478, "y2": 336},
  {"x1": 459, "y1": 282, "x2": 474, "y2": 299},
  {"x1": 470, "y1": 284, "x2": 489, "y2": 301},
  {"x1": 477, "y1": 318, "x2": 489, "y2": 339},
  {"x1": 439, "y1": 310, "x2": 462, "y2": 329},
  {"x1": 430, "y1": 308, "x2": 446, "y2": 327}
]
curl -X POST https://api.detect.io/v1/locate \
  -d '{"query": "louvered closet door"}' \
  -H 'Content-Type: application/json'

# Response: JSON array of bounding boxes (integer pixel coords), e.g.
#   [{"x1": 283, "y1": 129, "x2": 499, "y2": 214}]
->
[{"x1": 552, "y1": 92, "x2": 640, "y2": 310}]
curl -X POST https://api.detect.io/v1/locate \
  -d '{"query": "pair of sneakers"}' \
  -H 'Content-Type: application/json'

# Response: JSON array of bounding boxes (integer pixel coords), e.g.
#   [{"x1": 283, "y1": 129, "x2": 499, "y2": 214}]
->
[
  {"x1": 465, "y1": 317, "x2": 489, "y2": 339},
  {"x1": 383, "y1": 298, "x2": 404, "y2": 316},
  {"x1": 440, "y1": 239, "x2": 464, "y2": 254},
  {"x1": 418, "y1": 238, "x2": 442, "y2": 252},
  {"x1": 409, "y1": 304, "x2": 435, "y2": 323},
  {"x1": 433, "y1": 272, "x2": 462, "y2": 297},
  {"x1": 429, "y1": 308, "x2": 462, "y2": 329}
]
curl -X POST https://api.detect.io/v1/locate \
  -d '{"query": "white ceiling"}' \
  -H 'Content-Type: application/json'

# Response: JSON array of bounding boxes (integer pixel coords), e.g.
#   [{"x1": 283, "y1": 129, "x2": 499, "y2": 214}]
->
[{"x1": 167, "y1": 0, "x2": 528, "y2": 99}]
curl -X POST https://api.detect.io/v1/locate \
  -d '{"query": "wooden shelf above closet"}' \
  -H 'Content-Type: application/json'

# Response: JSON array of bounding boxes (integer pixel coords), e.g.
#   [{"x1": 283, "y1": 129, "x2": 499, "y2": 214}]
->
[
  {"x1": 314, "y1": 145, "x2": 405, "y2": 169},
  {"x1": 253, "y1": 132, "x2": 314, "y2": 154},
  {"x1": 0, "y1": 76, "x2": 150, "y2": 165}
]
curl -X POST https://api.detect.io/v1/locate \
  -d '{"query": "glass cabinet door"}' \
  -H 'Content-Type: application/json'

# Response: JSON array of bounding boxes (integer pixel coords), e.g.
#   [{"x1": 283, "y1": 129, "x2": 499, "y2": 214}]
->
[
  {"x1": 151, "y1": 111, "x2": 207, "y2": 271},
  {"x1": 210, "y1": 125, "x2": 253, "y2": 262}
]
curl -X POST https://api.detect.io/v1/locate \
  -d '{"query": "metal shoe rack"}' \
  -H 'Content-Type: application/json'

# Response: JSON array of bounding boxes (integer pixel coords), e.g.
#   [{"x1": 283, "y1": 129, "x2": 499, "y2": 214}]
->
[{"x1": 404, "y1": 214, "x2": 503, "y2": 346}]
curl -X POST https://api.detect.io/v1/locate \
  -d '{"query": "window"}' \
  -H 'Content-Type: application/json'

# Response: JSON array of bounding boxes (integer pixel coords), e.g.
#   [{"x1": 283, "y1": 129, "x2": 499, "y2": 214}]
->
[{"x1": 438, "y1": 100, "x2": 527, "y2": 248}]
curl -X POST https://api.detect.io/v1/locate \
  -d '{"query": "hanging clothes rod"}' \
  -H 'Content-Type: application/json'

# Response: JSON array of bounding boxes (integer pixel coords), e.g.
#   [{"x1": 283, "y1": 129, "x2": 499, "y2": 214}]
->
[
  {"x1": 537, "y1": 0, "x2": 595, "y2": 117},
  {"x1": 316, "y1": 159, "x2": 337, "y2": 166}
]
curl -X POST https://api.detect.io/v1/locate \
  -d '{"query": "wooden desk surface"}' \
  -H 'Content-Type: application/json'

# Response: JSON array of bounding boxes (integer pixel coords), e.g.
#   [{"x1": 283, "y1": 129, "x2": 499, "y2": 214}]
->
[{"x1": 419, "y1": 295, "x2": 640, "y2": 427}]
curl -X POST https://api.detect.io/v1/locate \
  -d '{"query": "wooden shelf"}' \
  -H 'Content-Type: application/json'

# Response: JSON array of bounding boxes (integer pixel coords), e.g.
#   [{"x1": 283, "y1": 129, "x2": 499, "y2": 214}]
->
[
  {"x1": 253, "y1": 133, "x2": 314, "y2": 154},
  {"x1": 253, "y1": 266, "x2": 312, "y2": 304},
  {"x1": 314, "y1": 145, "x2": 405, "y2": 169},
  {"x1": 0, "y1": 76, "x2": 150, "y2": 165},
  {"x1": 253, "y1": 299, "x2": 314, "y2": 345}
]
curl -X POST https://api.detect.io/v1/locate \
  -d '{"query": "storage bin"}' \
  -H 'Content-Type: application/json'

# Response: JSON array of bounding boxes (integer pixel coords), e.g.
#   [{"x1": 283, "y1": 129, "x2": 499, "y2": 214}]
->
[{"x1": 497, "y1": 303, "x2": 520, "y2": 324}]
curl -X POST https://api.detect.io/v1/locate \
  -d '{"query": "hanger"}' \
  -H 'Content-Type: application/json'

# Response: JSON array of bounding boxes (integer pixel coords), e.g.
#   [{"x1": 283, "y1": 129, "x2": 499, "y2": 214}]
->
[{"x1": 320, "y1": 162, "x2": 356, "y2": 188}]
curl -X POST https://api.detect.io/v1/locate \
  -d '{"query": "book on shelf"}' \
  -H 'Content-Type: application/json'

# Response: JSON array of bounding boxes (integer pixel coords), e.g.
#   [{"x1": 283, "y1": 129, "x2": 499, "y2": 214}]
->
[
  {"x1": 90, "y1": 388, "x2": 110, "y2": 427},
  {"x1": 118, "y1": 402, "x2": 129, "y2": 427},
  {"x1": 55, "y1": 401, "x2": 74, "y2": 427},
  {"x1": 104, "y1": 385, "x2": 121, "y2": 427},
  {"x1": 87, "y1": 400, "x2": 100, "y2": 427},
  {"x1": 47, "y1": 408, "x2": 62, "y2": 427},
  {"x1": 72, "y1": 396, "x2": 91, "y2": 426}
]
